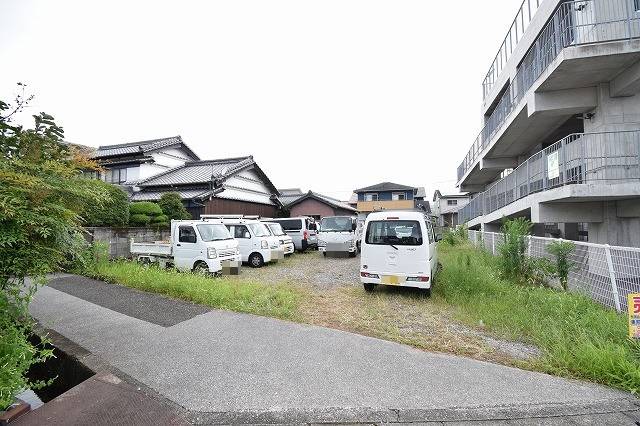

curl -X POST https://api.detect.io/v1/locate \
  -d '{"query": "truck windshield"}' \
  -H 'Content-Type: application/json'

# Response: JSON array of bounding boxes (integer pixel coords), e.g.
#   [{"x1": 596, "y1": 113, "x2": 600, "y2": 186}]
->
[
  {"x1": 365, "y1": 220, "x2": 423, "y2": 246},
  {"x1": 267, "y1": 223, "x2": 286, "y2": 236},
  {"x1": 248, "y1": 223, "x2": 270, "y2": 237},
  {"x1": 320, "y1": 217, "x2": 352, "y2": 232},
  {"x1": 196, "y1": 224, "x2": 233, "y2": 241}
]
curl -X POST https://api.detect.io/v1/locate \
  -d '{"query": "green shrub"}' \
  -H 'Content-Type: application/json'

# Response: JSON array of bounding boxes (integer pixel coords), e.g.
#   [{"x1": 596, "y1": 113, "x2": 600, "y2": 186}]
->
[
  {"x1": 151, "y1": 214, "x2": 169, "y2": 224},
  {"x1": 158, "y1": 192, "x2": 191, "y2": 221},
  {"x1": 129, "y1": 201, "x2": 162, "y2": 216},
  {"x1": 82, "y1": 181, "x2": 129, "y2": 226},
  {"x1": 498, "y1": 218, "x2": 532, "y2": 280},
  {"x1": 454, "y1": 224, "x2": 468, "y2": 242},
  {"x1": 442, "y1": 230, "x2": 457, "y2": 245},
  {"x1": 130, "y1": 213, "x2": 151, "y2": 226},
  {"x1": 547, "y1": 240, "x2": 575, "y2": 291}
]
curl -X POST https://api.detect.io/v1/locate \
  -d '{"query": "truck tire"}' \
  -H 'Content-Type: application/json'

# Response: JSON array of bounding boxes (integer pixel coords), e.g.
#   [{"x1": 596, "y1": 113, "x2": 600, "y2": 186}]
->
[
  {"x1": 349, "y1": 250, "x2": 357, "y2": 258},
  {"x1": 249, "y1": 253, "x2": 264, "y2": 268},
  {"x1": 422, "y1": 287, "x2": 432, "y2": 298},
  {"x1": 363, "y1": 283, "x2": 375, "y2": 292},
  {"x1": 193, "y1": 261, "x2": 209, "y2": 275}
]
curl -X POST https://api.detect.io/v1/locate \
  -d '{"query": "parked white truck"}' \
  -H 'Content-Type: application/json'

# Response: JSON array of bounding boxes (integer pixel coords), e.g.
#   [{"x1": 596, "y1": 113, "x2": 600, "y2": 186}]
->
[
  {"x1": 318, "y1": 216, "x2": 361, "y2": 257},
  {"x1": 130, "y1": 219, "x2": 241, "y2": 274}
]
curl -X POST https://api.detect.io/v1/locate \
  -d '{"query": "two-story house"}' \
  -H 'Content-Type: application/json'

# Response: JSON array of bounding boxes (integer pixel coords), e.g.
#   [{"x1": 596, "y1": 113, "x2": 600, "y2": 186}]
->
[
  {"x1": 354, "y1": 182, "x2": 428, "y2": 219},
  {"x1": 90, "y1": 136, "x2": 200, "y2": 187},
  {"x1": 432, "y1": 190, "x2": 470, "y2": 228}
]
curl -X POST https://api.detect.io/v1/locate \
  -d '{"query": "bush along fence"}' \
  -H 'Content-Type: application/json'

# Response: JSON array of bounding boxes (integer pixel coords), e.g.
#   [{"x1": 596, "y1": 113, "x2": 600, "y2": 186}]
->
[{"x1": 468, "y1": 230, "x2": 640, "y2": 313}]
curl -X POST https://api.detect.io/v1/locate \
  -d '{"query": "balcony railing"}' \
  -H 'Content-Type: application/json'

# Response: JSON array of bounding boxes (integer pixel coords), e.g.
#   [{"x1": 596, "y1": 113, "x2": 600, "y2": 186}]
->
[
  {"x1": 459, "y1": 130, "x2": 640, "y2": 224},
  {"x1": 483, "y1": 0, "x2": 543, "y2": 100},
  {"x1": 459, "y1": 0, "x2": 640, "y2": 184}
]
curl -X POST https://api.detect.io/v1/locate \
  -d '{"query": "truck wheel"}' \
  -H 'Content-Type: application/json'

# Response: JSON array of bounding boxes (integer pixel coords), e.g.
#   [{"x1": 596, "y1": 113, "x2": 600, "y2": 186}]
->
[
  {"x1": 363, "y1": 283, "x2": 375, "y2": 292},
  {"x1": 322, "y1": 252, "x2": 327, "y2": 257},
  {"x1": 422, "y1": 287, "x2": 432, "y2": 298},
  {"x1": 349, "y1": 250, "x2": 357, "y2": 258},
  {"x1": 249, "y1": 253, "x2": 264, "y2": 268},
  {"x1": 139, "y1": 257, "x2": 151, "y2": 266},
  {"x1": 193, "y1": 261, "x2": 209, "y2": 275}
]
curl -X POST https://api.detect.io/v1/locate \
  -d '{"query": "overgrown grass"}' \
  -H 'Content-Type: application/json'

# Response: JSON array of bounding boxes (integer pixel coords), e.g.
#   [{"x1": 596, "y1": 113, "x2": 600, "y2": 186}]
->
[
  {"x1": 89, "y1": 260, "x2": 303, "y2": 320},
  {"x1": 438, "y1": 243, "x2": 640, "y2": 394}
]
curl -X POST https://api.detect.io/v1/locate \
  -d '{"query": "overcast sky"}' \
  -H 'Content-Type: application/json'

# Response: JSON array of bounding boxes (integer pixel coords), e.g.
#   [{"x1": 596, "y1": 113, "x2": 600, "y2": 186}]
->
[{"x1": 1, "y1": 0, "x2": 516, "y2": 201}]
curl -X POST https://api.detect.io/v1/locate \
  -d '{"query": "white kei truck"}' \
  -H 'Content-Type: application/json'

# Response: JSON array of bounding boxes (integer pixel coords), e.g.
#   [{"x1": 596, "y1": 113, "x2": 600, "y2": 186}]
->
[
  {"x1": 317, "y1": 216, "x2": 361, "y2": 257},
  {"x1": 130, "y1": 219, "x2": 241, "y2": 274}
]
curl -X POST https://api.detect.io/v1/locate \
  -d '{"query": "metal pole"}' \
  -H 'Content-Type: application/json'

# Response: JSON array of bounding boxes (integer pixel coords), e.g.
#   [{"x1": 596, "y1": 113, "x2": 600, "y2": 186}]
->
[{"x1": 604, "y1": 244, "x2": 622, "y2": 313}]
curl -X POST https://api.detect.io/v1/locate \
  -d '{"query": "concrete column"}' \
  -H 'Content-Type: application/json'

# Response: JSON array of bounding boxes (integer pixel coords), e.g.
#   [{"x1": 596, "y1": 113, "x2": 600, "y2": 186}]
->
[{"x1": 589, "y1": 201, "x2": 640, "y2": 248}]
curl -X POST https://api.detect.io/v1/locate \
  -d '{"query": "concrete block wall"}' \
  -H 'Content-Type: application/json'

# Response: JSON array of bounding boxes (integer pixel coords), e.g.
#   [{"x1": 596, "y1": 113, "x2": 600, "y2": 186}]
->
[{"x1": 85, "y1": 227, "x2": 171, "y2": 259}]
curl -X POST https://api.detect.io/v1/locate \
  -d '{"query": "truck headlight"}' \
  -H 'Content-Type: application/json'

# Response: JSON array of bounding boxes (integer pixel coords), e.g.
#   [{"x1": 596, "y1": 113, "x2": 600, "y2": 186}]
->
[
  {"x1": 207, "y1": 247, "x2": 217, "y2": 259},
  {"x1": 261, "y1": 240, "x2": 268, "y2": 249}
]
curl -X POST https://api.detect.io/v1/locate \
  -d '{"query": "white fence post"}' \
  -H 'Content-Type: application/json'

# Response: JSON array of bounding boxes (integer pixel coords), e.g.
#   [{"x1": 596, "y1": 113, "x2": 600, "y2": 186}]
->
[
  {"x1": 527, "y1": 235, "x2": 531, "y2": 257},
  {"x1": 492, "y1": 233, "x2": 496, "y2": 255},
  {"x1": 604, "y1": 244, "x2": 622, "y2": 313}
]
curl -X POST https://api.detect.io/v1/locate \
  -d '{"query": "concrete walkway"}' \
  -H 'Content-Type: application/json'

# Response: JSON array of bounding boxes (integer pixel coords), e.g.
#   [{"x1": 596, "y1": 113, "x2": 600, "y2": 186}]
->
[{"x1": 29, "y1": 275, "x2": 640, "y2": 424}]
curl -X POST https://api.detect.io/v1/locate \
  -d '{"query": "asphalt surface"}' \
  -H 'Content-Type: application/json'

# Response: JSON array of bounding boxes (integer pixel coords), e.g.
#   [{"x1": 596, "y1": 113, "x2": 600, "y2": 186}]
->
[
  {"x1": 48, "y1": 273, "x2": 210, "y2": 327},
  {"x1": 29, "y1": 275, "x2": 640, "y2": 424}
]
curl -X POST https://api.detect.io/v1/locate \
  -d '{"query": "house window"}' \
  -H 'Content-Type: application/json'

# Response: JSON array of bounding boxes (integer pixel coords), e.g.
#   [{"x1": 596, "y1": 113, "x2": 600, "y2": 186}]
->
[
  {"x1": 392, "y1": 192, "x2": 406, "y2": 201},
  {"x1": 635, "y1": 0, "x2": 640, "y2": 12},
  {"x1": 103, "y1": 167, "x2": 128, "y2": 184},
  {"x1": 365, "y1": 193, "x2": 378, "y2": 202},
  {"x1": 447, "y1": 199, "x2": 458, "y2": 206}
]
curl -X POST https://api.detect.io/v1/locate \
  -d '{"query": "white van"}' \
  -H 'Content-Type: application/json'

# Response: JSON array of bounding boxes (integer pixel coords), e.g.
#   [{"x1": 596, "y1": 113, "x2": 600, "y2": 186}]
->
[
  {"x1": 262, "y1": 221, "x2": 295, "y2": 256},
  {"x1": 202, "y1": 215, "x2": 283, "y2": 267},
  {"x1": 318, "y1": 216, "x2": 361, "y2": 257},
  {"x1": 360, "y1": 211, "x2": 439, "y2": 295},
  {"x1": 270, "y1": 217, "x2": 318, "y2": 252},
  {"x1": 130, "y1": 219, "x2": 241, "y2": 274}
]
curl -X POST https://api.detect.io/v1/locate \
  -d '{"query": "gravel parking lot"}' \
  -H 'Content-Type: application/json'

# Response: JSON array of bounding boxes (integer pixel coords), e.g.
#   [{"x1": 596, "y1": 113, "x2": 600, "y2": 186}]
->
[{"x1": 233, "y1": 250, "x2": 360, "y2": 289}]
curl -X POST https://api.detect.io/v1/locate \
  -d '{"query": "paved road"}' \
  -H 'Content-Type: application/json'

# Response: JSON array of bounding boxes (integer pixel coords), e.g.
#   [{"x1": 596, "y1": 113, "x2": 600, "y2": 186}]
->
[{"x1": 29, "y1": 275, "x2": 640, "y2": 424}]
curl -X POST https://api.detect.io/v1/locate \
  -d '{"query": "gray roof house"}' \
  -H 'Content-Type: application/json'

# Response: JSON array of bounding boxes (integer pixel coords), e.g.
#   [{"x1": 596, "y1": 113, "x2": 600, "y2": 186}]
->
[
  {"x1": 133, "y1": 156, "x2": 281, "y2": 218},
  {"x1": 91, "y1": 136, "x2": 200, "y2": 186},
  {"x1": 277, "y1": 189, "x2": 357, "y2": 219}
]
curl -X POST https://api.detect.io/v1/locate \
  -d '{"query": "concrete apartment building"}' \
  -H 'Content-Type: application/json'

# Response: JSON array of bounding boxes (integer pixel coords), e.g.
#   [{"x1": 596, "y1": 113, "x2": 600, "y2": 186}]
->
[{"x1": 457, "y1": 0, "x2": 640, "y2": 247}]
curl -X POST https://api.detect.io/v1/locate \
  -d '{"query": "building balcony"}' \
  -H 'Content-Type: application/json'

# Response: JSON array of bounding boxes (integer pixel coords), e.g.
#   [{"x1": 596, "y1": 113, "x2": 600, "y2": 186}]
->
[
  {"x1": 459, "y1": 130, "x2": 640, "y2": 225},
  {"x1": 357, "y1": 200, "x2": 415, "y2": 212},
  {"x1": 458, "y1": 0, "x2": 640, "y2": 188}
]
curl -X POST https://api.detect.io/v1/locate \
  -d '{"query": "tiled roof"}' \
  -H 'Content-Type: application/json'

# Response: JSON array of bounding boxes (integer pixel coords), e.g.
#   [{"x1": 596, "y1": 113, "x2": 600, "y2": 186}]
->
[
  {"x1": 92, "y1": 136, "x2": 199, "y2": 160},
  {"x1": 281, "y1": 190, "x2": 356, "y2": 212},
  {"x1": 355, "y1": 182, "x2": 417, "y2": 193},
  {"x1": 131, "y1": 188, "x2": 216, "y2": 201},
  {"x1": 137, "y1": 157, "x2": 254, "y2": 187}
]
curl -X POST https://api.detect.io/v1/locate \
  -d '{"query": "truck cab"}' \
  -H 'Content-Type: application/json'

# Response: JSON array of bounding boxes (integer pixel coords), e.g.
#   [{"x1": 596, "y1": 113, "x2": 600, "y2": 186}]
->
[
  {"x1": 318, "y1": 216, "x2": 361, "y2": 257},
  {"x1": 202, "y1": 215, "x2": 283, "y2": 267}
]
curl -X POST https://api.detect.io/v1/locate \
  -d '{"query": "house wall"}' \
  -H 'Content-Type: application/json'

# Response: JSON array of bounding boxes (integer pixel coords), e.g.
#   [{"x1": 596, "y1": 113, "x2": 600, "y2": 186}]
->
[
  {"x1": 289, "y1": 199, "x2": 354, "y2": 219},
  {"x1": 357, "y1": 200, "x2": 415, "y2": 212},
  {"x1": 197, "y1": 198, "x2": 278, "y2": 219},
  {"x1": 357, "y1": 190, "x2": 414, "y2": 201}
]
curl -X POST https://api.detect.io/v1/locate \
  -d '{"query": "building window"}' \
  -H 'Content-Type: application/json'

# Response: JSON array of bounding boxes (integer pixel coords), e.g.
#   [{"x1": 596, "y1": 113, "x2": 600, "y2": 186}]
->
[
  {"x1": 635, "y1": 0, "x2": 640, "y2": 12},
  {"x1": 365, "y1": 193, "x2": 378, "y2": 202},
  {"x1": 392, "y1": 192, "x2": 406, "y2": 201},
  {"x1": 447, "y1": 199, "x2": 458, "y2": 206},
  {"x1": 102, "y1": 167, "x2": 127, "y2": 184}
]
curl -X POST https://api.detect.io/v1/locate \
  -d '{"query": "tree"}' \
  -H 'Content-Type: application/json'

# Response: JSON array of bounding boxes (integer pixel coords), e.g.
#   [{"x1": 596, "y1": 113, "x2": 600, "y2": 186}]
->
[
  {"x1": 129, "y1": 201, "x2": 168, "y2": 227},
  {"x1": 0, "y1": 84, "x2": 108, "y2": 410},
  {"x1": 82, "y1": 181, "x2": 130, "y2": 226},
  {"x1": 158, "y1": 192, "x2": 191, "y2": 221}
]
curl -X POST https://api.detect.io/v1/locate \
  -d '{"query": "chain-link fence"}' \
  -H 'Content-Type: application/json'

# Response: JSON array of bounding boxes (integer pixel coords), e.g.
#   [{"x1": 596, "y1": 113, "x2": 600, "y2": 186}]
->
[{"x1": 468, "y1": 230, "x2": 640, "y2": 312}]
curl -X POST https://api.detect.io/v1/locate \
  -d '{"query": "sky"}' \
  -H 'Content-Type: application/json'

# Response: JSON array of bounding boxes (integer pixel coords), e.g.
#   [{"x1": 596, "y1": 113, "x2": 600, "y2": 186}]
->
[{"x1": 1, "y1": 0, "x2": 516, "y2": 201}]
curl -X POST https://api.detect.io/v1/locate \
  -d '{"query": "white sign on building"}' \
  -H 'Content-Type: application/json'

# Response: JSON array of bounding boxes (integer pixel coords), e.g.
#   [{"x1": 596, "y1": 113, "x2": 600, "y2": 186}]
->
[{"x1": 547, "y1": 151, "x2": 559, "y2": 180}]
